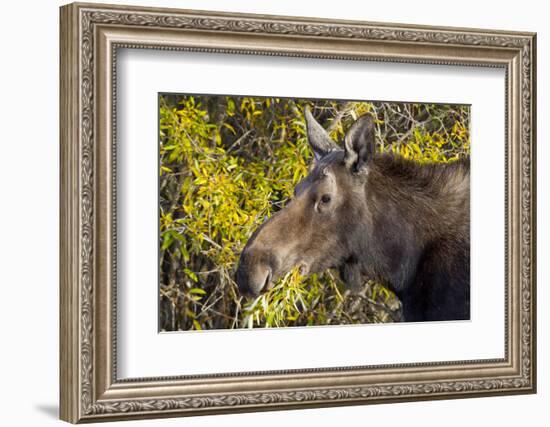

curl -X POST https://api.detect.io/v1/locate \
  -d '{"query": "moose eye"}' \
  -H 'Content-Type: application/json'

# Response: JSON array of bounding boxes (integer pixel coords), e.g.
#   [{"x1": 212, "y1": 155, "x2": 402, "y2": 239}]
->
[{"x1": 320, "y1": 194, "x2": 332, "y2": 204}]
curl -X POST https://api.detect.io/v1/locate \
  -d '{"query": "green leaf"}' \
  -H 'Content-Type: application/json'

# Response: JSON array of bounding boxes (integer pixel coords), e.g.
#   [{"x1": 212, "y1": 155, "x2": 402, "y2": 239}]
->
[
  {"x1": 184, "y1": 268, "x2": 198, "y2": 282},
  {"x1": 193, "y1": 320, "x2": 202, "y2": 330}
]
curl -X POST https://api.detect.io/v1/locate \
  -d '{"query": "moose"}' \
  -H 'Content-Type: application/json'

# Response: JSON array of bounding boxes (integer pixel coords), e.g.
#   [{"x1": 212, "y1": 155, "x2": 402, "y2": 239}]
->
[{"x1": 235, "y1": 108, "x2": 470, "y2": 322}]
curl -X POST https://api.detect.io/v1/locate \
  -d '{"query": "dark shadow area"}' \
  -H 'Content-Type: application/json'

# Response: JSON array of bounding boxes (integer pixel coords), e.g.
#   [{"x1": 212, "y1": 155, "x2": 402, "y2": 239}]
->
[{"x1": 35, "y1": 404, "x2": 58, "y2": 419}]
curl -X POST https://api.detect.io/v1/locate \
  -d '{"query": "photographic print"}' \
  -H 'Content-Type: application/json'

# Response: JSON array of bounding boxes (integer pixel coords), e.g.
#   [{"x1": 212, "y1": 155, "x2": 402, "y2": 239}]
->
[
  {"x1": 159, "y1": 95, "x2": 471, "y2": 331},
  {"x1": 60, "y1": 4, "x2": 536, "y2": 421}
]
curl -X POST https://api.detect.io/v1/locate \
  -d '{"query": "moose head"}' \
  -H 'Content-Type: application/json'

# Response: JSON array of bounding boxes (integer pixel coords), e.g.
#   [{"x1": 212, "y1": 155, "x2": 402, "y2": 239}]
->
[{"x1": 235, "y1": 109, "x2": 376, "y2": 297}]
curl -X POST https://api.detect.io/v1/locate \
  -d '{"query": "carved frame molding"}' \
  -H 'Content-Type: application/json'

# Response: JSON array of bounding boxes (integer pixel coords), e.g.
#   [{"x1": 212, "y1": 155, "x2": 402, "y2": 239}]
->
[{"x1": 60, "y1": 2, "x2": 536, "y2": 423}]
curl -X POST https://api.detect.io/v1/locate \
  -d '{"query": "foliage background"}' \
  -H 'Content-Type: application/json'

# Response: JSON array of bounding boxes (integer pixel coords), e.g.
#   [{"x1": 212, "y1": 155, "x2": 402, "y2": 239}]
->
[{"x1": 159, "y1": 94, "x2": 470, "y2": 331}]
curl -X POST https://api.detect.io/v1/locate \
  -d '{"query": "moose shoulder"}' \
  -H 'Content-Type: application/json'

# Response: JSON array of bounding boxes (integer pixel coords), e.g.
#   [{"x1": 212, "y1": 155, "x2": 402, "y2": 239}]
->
[{"x1": 236, "y1": 109, "x2": 470, "y2": 322}]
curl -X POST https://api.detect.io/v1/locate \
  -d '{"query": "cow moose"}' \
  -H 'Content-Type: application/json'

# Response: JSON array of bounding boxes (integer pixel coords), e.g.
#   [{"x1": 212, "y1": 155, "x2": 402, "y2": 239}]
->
[{"x1": 235, "y1": 108, "x2": 470, "y2": 322}]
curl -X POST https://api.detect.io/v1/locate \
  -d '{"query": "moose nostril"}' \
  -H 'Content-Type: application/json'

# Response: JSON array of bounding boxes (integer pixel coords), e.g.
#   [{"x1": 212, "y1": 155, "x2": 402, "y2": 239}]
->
[{"x1": 235, "y1": 259, "x2": 274, "y2": 297}]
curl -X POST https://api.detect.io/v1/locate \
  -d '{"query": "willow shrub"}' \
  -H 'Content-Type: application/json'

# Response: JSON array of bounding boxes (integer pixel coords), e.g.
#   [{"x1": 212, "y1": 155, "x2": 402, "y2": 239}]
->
[{"x1": 159, "y1": 95, "x2": 470, "y2": 331}]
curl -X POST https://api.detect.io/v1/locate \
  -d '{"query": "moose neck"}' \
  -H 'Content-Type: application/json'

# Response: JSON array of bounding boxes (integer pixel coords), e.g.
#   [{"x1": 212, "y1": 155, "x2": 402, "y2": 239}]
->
[{"x1": 350, "y1": 153, "x2": 470, "y2": 294}]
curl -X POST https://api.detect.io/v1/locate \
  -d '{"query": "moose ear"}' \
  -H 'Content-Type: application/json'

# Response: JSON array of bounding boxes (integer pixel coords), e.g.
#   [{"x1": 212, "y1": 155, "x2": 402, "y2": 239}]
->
[
  {"x1": 343, "y1": 114, "x2": 375, "y2": 173},
  {"x1": 304, "y1": 107, "x2": 339, "y2": 161}
]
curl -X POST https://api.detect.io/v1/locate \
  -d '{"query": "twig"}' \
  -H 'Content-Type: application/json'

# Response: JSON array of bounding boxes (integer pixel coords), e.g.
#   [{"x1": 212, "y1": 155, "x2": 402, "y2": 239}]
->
[
  {"x1": 226, "y1": 129, "x2": 253, "y2": 153},
  {"x1": 166, "y1": 224, "x2": 223, "y2": 250},
  {"x1": 327, "y1": 102, "x2": 353, "y2": 134}
]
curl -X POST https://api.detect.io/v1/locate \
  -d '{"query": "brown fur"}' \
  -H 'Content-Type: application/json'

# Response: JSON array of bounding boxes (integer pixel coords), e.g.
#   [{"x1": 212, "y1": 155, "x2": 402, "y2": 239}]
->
[{"x1": 236, "y1": 112, "x2": 470, "y2": 322}]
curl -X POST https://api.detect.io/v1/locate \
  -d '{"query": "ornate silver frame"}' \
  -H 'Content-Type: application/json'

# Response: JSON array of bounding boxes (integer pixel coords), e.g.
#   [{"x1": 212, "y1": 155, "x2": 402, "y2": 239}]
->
[{"x1": 60, "y1": 2, "x2": 537, "y2": 423}]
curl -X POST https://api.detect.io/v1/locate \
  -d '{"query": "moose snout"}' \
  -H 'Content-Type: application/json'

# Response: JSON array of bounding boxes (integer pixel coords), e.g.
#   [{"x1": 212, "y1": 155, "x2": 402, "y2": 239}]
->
[
  {"x1": 236, "y1": 260, "x2": 272, "y2": 297},
  {"x1": 235, "y1": 209, "x2": 292, "y2": 297},
  {"x1": 235, "y1": 247, "x2": 276, "y2": 297}
]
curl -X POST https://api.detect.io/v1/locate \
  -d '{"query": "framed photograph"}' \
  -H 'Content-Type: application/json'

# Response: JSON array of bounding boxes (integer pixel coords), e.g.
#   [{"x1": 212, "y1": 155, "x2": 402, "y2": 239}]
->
[{"x1": 60, "y1": 2, "x2": 537, "y2": 423}]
